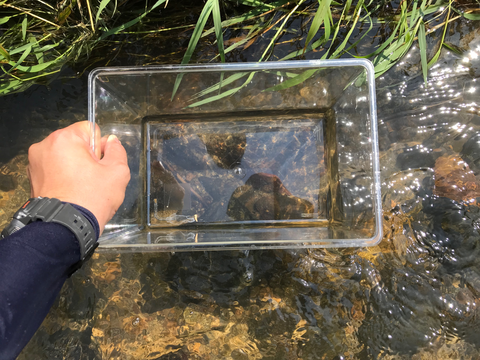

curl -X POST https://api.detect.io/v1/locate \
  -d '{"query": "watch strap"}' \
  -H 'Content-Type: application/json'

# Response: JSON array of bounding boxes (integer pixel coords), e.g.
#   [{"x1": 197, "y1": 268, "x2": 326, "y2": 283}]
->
[{"x1": 28, "y1": 198, "x2": 97, "y2": 261}]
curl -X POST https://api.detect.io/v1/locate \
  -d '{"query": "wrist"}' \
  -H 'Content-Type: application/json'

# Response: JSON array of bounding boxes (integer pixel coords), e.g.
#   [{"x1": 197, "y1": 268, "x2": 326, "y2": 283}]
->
[
  {"x1": 31, "y1": 192, "x2": 109, "y2": 233},
  {"x1": 1, "y1": 197, "x2": 99, "y2": 265},
  {"x1": 67, "y1": 203, "x2": 100, "y2": 241}
]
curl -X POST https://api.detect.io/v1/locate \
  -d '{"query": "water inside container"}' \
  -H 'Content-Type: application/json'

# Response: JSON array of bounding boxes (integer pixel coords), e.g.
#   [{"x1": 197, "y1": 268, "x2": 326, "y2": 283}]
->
[
  {"x1": 89, "y1": 60, "x2": 380, "y2": 248},
  {"x1": 144, "y1": 110, "x2": 330, "y2": 229}
]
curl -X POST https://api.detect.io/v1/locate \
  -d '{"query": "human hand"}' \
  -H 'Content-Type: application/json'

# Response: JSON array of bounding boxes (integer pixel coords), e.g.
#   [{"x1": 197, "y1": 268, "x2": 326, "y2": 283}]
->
[{"x1": 27, "y1": 121, "x2": 131, "y2": 233}]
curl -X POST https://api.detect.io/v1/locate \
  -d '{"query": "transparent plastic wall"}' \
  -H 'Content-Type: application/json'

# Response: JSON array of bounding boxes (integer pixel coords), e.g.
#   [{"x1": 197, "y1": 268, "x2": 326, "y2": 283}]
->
[{"x1": 88, "y1": 60, "x2": 381, "y2": 251}]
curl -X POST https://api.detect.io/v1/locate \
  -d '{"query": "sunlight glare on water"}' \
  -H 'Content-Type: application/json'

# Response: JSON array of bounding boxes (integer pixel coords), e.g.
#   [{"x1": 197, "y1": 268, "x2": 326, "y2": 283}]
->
[{"x1": 4, "y1": 13, "x2": 480, "y2": 360}]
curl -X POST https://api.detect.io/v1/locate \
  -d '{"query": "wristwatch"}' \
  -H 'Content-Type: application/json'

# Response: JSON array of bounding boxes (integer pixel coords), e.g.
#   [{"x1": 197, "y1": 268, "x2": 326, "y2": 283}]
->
[{"x1": 1, "y1": 197, "x2": 98, "y2": 273}]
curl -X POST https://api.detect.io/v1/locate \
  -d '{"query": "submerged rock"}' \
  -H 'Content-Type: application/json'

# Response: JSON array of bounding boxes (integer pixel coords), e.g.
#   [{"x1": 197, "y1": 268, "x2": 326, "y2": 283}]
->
[
  {"x1": 150, "y1": 160, "x2": 185, "y2": 220},
  {"x1": 434, "y1": 155, "x2": 480, "y2": 202},
  {"x1": 396, "y1": 146, "x2": 436, "y2": 171},
  {"x1": 0, "y1": 174, "x2": 17, "y2": 192},
  {"x1": 461, "y1": 133, "x2": 480, "y2": 175},
  {"x1": 199, "y1": 133, "x2": 246, "y2": 169},
  {"x1": 227, "y1": 173, "x2": 314, "y2": 221}
]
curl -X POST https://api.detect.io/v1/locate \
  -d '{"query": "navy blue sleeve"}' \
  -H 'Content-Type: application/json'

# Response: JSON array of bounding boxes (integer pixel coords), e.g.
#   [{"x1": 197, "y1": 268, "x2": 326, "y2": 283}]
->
[{"x1": 0, "y1": 205, "x2": 99, "y2": 360}]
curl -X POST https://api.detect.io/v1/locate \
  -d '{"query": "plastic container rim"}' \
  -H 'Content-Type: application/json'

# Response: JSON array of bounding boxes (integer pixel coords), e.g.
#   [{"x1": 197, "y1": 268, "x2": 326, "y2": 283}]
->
[{"x1": 88, "y1": 59, "x2": 382, "y2": 249}]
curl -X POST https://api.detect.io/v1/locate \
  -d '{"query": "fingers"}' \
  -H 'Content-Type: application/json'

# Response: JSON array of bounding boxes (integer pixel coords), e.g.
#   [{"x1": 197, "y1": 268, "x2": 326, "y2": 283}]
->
[
  {"x1": 100, "y1": 135, "x2": 109, "y2": 158},
  {"x1": 100, "y1": 135, "x2": 129, "y2": 167},
  {"x1": 94, "y1": 123, "x2": 102, "y2": 159},
  {"x1": 101, "y1": 135, "x2": 131, "y2": 192},
  {"x1": 64, "y1": 121, "x2": 101, "y2": 158},
  {"x1": 65, "y1": 121, "x2": 94, "y2": 142}
]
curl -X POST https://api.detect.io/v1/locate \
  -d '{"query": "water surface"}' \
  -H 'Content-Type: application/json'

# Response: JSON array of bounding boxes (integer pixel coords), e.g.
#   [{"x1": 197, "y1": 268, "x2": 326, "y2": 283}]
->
[{"x1": 0, "y1": 6, "x2": 479, "y2": 360}]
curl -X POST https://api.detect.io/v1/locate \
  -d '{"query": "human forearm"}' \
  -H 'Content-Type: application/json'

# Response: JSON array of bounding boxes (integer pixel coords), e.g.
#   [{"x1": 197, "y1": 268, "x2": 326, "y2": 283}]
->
[{"x1": 0, "y1": 205, "x2": 98, "y2": 359}]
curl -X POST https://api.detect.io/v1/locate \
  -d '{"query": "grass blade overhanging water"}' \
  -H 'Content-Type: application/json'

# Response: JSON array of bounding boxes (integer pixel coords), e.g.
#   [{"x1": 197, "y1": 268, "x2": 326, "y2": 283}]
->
[
  {"x1": 185, "y1": 0, "x2": 307, "y2": 108},
  {"x1": 170, "y1": 0, "x2": 217, "y2": 100},
  {"x1": 1, "y1": 0, "x2": 479, "y2": 97},
  {"x1": 180, "y1": 0, "x2": 479, "y2": 107},
  {"x1": 418, "y1": 19, "x2": 428, "y2": 84},
  {"x1": 170, "y1": 0, "x2": 292, "y2": 100}
]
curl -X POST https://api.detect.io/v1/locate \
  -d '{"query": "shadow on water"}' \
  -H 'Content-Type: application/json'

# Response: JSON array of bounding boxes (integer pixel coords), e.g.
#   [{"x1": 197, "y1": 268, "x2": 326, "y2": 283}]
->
[{"x1": 0, "y1": 3, "x2": 478, "y2": 359}]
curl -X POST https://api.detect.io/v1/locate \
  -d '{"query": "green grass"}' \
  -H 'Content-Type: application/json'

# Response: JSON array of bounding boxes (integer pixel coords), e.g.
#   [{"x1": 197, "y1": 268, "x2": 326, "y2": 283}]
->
[
  {"x1": 0, "y1": 0, "x2": 167, "y2": 95},
  {"x1": 180, "y1": 0, "x2": 480, "y2": 107},
  {"x1": 1, "y1": 0, "x2": 479, "y2": 97}
]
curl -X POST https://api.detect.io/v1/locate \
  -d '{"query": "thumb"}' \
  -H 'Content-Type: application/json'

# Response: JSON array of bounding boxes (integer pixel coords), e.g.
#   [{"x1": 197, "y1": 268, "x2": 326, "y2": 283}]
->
[{"x1": 100, "y1": 135, "x2": 128, "y2": 166}]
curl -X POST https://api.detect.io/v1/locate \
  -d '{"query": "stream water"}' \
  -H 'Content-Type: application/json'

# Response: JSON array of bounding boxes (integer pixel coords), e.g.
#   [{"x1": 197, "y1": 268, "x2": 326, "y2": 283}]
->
[{"x1": 1, "y1": 3, "x2": 480, "y2": 359}]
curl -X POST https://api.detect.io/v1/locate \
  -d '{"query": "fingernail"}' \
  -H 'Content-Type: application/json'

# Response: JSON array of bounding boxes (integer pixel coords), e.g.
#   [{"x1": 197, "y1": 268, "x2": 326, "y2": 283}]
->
[{"x1": 107, "y1": 134, "x2": 120, "y2": 144}]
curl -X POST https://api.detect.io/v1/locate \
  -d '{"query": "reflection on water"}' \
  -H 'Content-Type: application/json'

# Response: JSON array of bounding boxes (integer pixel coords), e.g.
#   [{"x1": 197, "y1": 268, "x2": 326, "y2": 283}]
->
[{"x1": 0, "y1": 13, "x2": 476, "y2": 360}]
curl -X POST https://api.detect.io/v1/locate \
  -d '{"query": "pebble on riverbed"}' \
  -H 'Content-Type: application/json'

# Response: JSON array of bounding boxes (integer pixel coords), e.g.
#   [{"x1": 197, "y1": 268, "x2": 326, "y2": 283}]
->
[{"x1": 434, "y1": 155, "x2": 480, "y2": 203}]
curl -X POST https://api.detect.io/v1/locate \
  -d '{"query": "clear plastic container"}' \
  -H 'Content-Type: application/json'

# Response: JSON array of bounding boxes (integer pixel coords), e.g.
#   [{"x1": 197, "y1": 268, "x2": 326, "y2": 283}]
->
[{"x1": 88, "y1": 59, "x2": 382, "y2": 251}]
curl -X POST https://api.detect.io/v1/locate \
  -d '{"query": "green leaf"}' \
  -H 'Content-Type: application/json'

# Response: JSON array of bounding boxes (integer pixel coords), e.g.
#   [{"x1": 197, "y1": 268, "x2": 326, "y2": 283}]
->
[
  {"x1": 213, "y1": 37, "x2": 253, "y2": 61},
  {"x1": 418, "y1": 20, "x2": 428, "y2": 84},
  {"x1": 171, "y1": 0, "x2": 215, "y2": 100},
  {"x1": 259, "y1": 0, "x2": 305, "y2": 61},
  {"x1": 8, "y1": 43, "x2": 34, "y2": 56},
  {"x1": 192, "y1": 72, "x2": 249, "y2": 99},
  {"x1": 29, "y1": 36, "x2": 44, "y2": 64},
  {"x1": 323, "y1": 4, "x2": 331, "y2": 41},
  {"x1": 340, "y1": 13, "x2": 374, "y2": 57},
  {"x1": 427, "y1": 4, "x2": 451, "y2": 69},
  {"x1": 343, "y1": 0, "x2": 353, "y2": 22},
  {"x1": 462, "y1": 12, "x2": 480, "y2": 21},
  {"x1": 281, "y1": 33, "x2": 328, "y2": 60},
  {"x1": 21, "y1": 16, "x2": 27, "y2": 42},
  {"x1": 192, "y1": 70, "x2": 298, "y2": 103},
  {"x1": 189, "y1": 1, "x2": 305, "y2": 107},
  {"x1": 389, "y1": 38, "x2": 412, "y2": 61},
  {"x1": 4, "y1": 44, "x2": 32, "y2": 75},
  {"x1": 373, "y1": 40, "x2": 411, "y2": 77},
  {"x1": 322, "y1": 0, "x2": 349, "y2": 58},
  {"x1": 218, "y1": 25, "x2": 261, "y2": 58},
  {"x1": 7, "y1": 57, "x2": 62, "y2": 73},
  {"x1": 98, "y1": 0, "x2": 166, "y2": 40},
  {"x1": 330, "y1": 2, "x2": 363, "y2": 58},
  {"x1": 212, "y1": 0, "x2": 225, "y2": 92},
  {"x1": 188, "y1": 73, "x2": 255, "y2": 108},
  {"x1": 264, "y1": 70, "x2": 299, "y2": 78},
  {"x1": 235, "y1": 0, "x2": 275, "y2": 10},
  {"x1": 35, "y1": 43, "x2": 61, "y2": 53},
  {"x1": 264, "y1": 69, "x2": 317, "y2": 92},
  {"x1": 418, "y1": 5, "x2": 444, "y2": 17},
  {"x1": 400, "y1": 0, "x2": 407, "y2": 34},
  {"x1": 0, "y1": 44, "x2": 10, "y2": 61},
  {"x1": 58, "y1": 5, "x2": 72, "y2": 24},
  {"x1": 212, "y1": 0, "x2": 225, "y2": 63},
  {"x1": 201, "y1": 0, "x2": 290, "y2": 38},
  {"x1": 180, "y1": 0, "x2": 214, "y2": 65},
  {"x1": 420, "y1": 0, "x2": 426, "y2": 14},
  {"x1": 189, "y1": 85, "x2": 244, "y2": 108},
  {"x1": 411, "y1": 0, "x2": 418, "y2": 24},
  {"x1": 304, "y1": 0, "x2": 330, "y2": 52},
  {"x1": 371, "y1": 20, "x2": 424, "y2": 78},
  {"x1": 280, "y1": 4, "x2": 333, "y2": 61},
  {"x1": 96, "y1": 0, "x2": 112, "y2": 25},
  {"x1": 442, "y1": 42, "x2": 464, "y2": 56},
  {"x1": 0, "y1": 16, "x2": 10, "y2": 25},
  {"x1": 0, "y1": 80, "x2": 23, "y2": 94}
]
